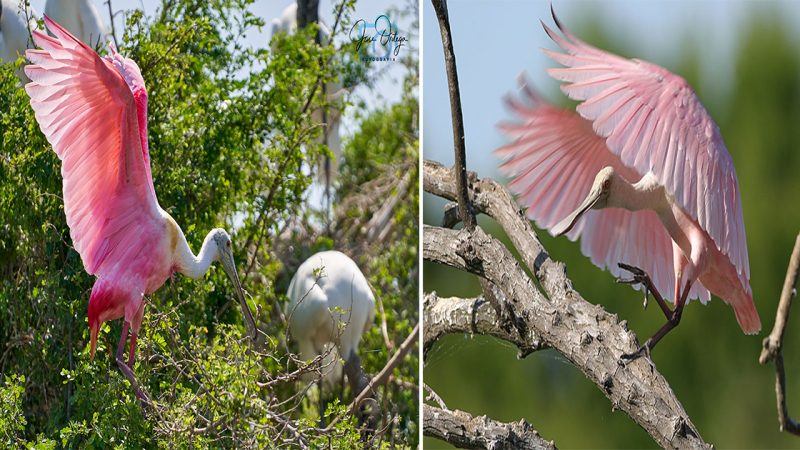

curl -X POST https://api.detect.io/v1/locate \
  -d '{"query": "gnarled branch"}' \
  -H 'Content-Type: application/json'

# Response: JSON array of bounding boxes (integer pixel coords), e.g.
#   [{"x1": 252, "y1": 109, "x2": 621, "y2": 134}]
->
[
  {"x1": 424, "y1": 404, "x2": 557, "y2": 450},
  {"x1": 423, "y1": 161, "x2": 712, "y2": 449},
  {"x1": 423, "y1": 292, "x2": 546, "y2": 359}
]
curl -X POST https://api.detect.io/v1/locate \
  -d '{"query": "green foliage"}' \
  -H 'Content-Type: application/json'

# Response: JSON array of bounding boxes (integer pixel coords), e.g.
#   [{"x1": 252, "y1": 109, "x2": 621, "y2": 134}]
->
[{"x1": 0, "y1": 0, "x2": 418, "y2": 447}]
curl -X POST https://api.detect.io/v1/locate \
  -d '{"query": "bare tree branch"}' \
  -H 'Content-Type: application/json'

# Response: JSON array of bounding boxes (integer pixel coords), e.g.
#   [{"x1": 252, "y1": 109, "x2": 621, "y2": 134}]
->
[
  {"x1": 759, "y1": 232, "x2": 800, "y2": 435},
  {"x1": 430, "y1": 0, "x2": 474, "y2": 230},
  {"x1": 423, "y1": 159, "x2": 712, "y2": 448},
  {"x1": 423, "y1": 292, "x2": 547, "y2": 359},
  {"x1": 424, "y1": 404, "x2": 557, "y2": 450}
]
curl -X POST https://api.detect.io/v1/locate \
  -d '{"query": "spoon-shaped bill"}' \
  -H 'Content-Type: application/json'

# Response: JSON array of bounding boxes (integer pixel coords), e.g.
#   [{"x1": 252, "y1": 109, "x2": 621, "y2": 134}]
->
[
  {"x1": 552, "y1": 188, "x2": 604, "y2": 237},
  {"x1": 218, "y1": 246, "x2": 257, "y2": 341}
]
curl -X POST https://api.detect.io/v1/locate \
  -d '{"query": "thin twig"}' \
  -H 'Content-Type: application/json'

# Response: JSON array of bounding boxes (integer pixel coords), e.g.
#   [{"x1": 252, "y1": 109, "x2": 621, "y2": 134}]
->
[
  {"x1": 349, "y1": 322, "x2": 418, "y2": 413},
  {"x1": 105, "y1": 0, "x2": 120, "y2": 49},
  {"x1": 423, "y1": 383, "x2": 447, "y2": 410},
  {"x1": 759, "y1": 232, "x2": 800, "y2": 435}
]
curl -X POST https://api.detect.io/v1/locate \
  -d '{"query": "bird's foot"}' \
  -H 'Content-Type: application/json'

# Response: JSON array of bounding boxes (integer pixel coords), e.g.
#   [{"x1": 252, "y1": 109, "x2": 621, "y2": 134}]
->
[
  {"x1": 616, "y1": 263, "x2": 651, "y2": 309},
  {"x1": 619, "y1": 340, "x2": 652, "y2": 364},
  {"x1": 616, "y1": 263, "x2": 676, "y2": 321}
]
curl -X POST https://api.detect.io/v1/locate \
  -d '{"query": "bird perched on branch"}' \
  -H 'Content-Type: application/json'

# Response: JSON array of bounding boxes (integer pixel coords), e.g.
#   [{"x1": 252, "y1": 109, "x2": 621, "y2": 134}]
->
[
  {"x1": 24, "y1": 16, "x2": 257, "y2": 405},
  {"x1": 496, "y1": 7, "x2": 759, "y2": 360}
]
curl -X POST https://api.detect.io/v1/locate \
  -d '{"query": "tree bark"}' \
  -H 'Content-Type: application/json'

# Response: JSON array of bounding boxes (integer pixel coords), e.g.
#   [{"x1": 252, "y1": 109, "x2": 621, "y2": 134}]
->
[
  {"x1": 424, "y1": 405, "x2": 557, "y2": 450},
  {"x1": 423, "y1": 292, "x2": 546, "y2": 359},
  {"x1": 423, "y1": 161, "x2": 712, "y2": 449},
  {"x1": 430, "y1": 0, "x2": 475, "y2": 230}
]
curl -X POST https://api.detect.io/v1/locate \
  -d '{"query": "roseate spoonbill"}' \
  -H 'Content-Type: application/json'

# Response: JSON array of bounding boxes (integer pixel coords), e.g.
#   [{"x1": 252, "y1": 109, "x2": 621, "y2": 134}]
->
[
  {"x1": 1, "y1": 0, "x2": 38, "y2": 78},
  {"x1": 286, "y1": 250, "x2": 375, "y2": 416},
  {"x1": 271, "y1": 2, "x2": 346, "y2": 189},
  {"x1": 24, "y1": 17, "x2": 257, "y2": 404},
  {"x1": 496, "y1": 8, "x2": 760, "y2": 359},
  {"x1": 45, "y1": 0, "x2": 107, "y2": 48}
]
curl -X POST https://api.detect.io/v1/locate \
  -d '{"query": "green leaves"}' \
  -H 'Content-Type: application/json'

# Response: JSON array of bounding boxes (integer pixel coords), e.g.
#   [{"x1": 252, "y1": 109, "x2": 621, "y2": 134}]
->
[{"x1": 0, "y1": 0, "x2": 417, "y2": 448}]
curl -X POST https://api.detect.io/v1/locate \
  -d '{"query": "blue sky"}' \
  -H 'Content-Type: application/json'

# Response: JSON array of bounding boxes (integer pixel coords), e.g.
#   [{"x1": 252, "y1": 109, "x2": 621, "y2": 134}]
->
[{"x1": 422, "y1": 0, "x2": 800, "y2": 181}]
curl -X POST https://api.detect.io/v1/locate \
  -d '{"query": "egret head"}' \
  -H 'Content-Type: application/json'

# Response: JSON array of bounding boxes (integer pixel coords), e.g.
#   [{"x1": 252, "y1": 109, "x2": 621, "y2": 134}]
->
[
  {"x1": 552, "y1": 166, "x2": 616, "y2": 236},
  {"x1": 211, "y1": 228, "x2": 257, "y2": 340}
]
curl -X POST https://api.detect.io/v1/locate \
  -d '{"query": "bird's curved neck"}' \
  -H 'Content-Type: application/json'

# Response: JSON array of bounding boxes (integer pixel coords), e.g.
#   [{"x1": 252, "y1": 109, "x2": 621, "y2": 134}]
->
[
  {"x1": 610, "y1": 172, "x2": 668, "y2": 213},
  {"x1": 610, "y1": 172, "x2": 690, "y2": 251},
  {"x1": 173, "y1": 225, "x2": 218, "y2": 280}
]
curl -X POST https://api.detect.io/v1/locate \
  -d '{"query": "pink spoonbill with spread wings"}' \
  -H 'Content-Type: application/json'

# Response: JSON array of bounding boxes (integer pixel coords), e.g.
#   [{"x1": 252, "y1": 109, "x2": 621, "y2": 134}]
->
[
  {"x1": 24, "y1": 17, "x2": 257, "y2": 403},
  {"x1": 496, "y1": 8, "x2": 760, "y2": 359}
]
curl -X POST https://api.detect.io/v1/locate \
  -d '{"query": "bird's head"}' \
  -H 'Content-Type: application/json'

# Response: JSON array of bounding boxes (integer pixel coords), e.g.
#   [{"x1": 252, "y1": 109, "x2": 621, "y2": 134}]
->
[
  {"x1": 210, "y1": 228, "x2": 258, "y2": 341},
  {"x1": 552, "y1": 166, "x2": 616, "y2": 236},
  {"x1": 210, "y1": 228, "x2": 240, "y2": 293}
]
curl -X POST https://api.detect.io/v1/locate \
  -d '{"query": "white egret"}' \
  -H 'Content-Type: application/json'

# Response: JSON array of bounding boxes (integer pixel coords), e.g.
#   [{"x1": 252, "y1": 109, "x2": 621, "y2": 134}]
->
[
  {"x1": 45, "y1": 0, "x2": 107, "y2": 49},
  {"x1": 286, "y1": 250, "x2": 375, "y2": 418}
]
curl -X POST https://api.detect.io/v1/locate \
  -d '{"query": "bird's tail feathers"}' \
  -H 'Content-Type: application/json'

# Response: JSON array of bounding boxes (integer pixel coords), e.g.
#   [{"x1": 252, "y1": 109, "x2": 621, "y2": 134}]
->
[{"x1": 732, "y1": 290, "x2": 761, "y2": 335}]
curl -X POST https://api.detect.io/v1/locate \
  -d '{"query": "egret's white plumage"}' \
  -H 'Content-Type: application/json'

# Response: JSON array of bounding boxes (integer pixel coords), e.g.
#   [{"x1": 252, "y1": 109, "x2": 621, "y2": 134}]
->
[
  {"x1": 44, "y1": 0, "x2": 107, "y2": 49},
  {"x1": 271, "y1": 2, "x2": 346, "y2": 184},
  {"x1": 1, "y1": 0, "x2": 37, "y2": 70},
  {"x1": 286, "y1": 250, "x2": 375, "y2": 383}
]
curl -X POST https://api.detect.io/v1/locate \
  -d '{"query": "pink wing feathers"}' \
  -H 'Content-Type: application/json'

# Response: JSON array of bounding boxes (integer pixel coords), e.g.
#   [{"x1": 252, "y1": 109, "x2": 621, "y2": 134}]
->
[
  {"x1": 496, "y1": 76, "x2": 709, "y2": 303},
  {"x1": 24, "y1": 16, "x2": 162, "y2": 277},
  {"x1": 541, "y1": 9, "x2": 750, "y2": 295}
]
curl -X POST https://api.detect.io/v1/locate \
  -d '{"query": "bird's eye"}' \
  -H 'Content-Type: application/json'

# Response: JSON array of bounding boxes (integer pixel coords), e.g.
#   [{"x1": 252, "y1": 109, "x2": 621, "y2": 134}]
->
[
  {"x1": 603, "y1": 179, "x2": 611, "y2": 190},
  {"x1": 227, "y1": 241, "x2": 231, "y2": 249}
]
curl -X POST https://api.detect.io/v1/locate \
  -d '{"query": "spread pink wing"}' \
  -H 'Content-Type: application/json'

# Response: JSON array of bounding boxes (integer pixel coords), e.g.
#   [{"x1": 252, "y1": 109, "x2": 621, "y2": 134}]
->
[
  {"x1": 24, "y1": 16, "x2": 161, "y2": 277},
  {"x1": 541, "y1": 10, "x2": 750, "y2": 294},
  {"x1": 496, "y1": 76, "x2": 710, "y2": 303}
]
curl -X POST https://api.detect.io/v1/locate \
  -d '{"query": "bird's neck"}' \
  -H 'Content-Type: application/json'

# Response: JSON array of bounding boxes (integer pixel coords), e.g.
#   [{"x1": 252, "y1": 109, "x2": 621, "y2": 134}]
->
[
  {"x1": 609, "y1": 172, "x2": 669, "y2": 213},
  {"x1": 173, "y1": 224, "x2": 218, "y2": 280},
  {"x1": 609, "y1": 172, "x2": 689, "y2": 249}
]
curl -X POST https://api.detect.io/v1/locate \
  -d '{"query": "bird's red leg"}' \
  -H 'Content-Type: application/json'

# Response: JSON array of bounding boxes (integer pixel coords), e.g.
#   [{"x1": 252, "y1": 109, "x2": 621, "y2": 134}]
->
[
  {"x1": 117, "y1": 321, "x2": 130, "y2": 360},
  {"x1": 128, "y1": 332, "x2": 137, "y2": 367},
  {"x1": 621, "y1": 279, "x2": 692, "y2": 362},
  {"x1": 617, "y1": 263, "x2": 673, "y2": 320},
  {"x1": 115, "y1": 322, "x2": 151, "y2": 407}
]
